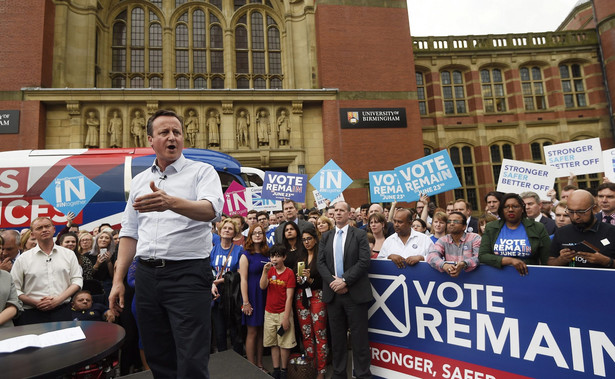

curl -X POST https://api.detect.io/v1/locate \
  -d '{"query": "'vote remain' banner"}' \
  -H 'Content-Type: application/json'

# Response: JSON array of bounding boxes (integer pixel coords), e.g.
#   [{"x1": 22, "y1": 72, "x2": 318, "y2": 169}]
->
[
  {"x1": 368, "y1": 260, "x2": 615, "y2": 378},
  {"x1": 395, "y1": 151, "x2": 461, "y2": 203}
]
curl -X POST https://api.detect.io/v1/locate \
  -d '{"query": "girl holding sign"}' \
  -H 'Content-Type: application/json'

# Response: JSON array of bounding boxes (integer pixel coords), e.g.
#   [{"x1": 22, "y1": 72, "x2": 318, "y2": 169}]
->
[{"x1": 479, "y1": 193, "x2": 551, "y2": 276}]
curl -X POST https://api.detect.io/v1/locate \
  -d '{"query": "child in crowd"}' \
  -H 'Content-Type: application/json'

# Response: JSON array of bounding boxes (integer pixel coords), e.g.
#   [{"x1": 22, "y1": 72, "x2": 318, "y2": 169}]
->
[
  {"x1": 259, "y1": 245, "x2": 296, "y2": 379},
  {"x1": 71, "y1": 290, "x2": 115, "y2": 322}
]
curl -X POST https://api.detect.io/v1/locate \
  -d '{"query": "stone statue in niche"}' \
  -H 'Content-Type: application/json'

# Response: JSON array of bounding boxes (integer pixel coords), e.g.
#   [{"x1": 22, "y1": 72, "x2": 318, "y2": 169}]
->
[
  {"x1": 131, "y1": 110, "x2": 146, "y2": 147},
  {"x1": 277, "y1": 110, "x2": 290, "y2": 146},
  {"x1": 84, "y1": 111, "x2": 100, "y2": 148},
  {"x1": 206, "y1": 110, "x2": 220, "y2": 147},
  {"x1": 185, "y1": 110, "x2": 199, "y2": 147},
  {"x1": 236, "y1": 110, "x2": 250, "y2": 147},
  {"x1": 256, "y1": 110, "x2": 270, "y2": 147},
  {"x1": 108, "y1": 111, "x2": 123, "y2": 148}
]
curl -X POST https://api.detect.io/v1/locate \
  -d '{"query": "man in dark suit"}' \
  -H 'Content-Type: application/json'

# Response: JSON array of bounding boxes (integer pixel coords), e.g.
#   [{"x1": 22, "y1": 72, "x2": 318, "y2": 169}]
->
[
  {"x1": 317, "y1": 201, "x2": 373, "y2": 379},
  {"x1": 274, "y1": 199, "x2": 315, "y2": 244},
  {"x1": 454, "y1": 199, "x2": 479, "y2": 233},
  {"x1": 522, "y1": 191, "x2": 556, "y2": 235}
]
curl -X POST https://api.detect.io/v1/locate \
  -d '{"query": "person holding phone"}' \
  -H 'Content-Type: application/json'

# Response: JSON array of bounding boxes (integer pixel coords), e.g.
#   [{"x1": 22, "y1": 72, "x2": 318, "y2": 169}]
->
[
  {"x1": 549, "y1": 189, "x2": 615, "y2": 268},
  {"x1": 295, "y1": 228, "x2": 327, "y2": 379}
]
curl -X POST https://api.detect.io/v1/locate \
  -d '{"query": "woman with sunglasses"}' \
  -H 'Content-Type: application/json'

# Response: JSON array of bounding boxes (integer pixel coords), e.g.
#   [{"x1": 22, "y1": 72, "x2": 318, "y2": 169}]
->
[
  {"x1": 479, "y1": 193, "x2": 551, "y2": 276},
  {"x1": 295, "y1": 228, "x2": 327, "y2": 379}
]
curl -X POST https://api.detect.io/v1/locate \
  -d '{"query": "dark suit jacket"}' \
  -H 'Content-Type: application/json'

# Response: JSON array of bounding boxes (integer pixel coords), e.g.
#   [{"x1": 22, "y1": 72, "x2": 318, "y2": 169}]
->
[
  {"x1": 274, "y1": 218, "x2": 315, "y2": 244},
  {"x1": 317, "y1": 226, "x2": 373, "y2": 304},
  {"x1": 466, "y1": 216, "x2": 479, "y2": 234},
  {"x1": 539, "y1": 215, "x2": 557, "y2": 235}
]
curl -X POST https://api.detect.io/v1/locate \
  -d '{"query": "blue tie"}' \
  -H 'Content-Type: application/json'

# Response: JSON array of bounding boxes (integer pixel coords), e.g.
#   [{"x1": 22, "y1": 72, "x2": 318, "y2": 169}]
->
[{"x1": 335, "y1": 229, "x2": 344, "y2": 277}]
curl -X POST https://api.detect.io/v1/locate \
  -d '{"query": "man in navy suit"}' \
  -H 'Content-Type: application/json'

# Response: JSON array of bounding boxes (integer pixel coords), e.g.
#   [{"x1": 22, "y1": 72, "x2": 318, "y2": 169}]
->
[
  {"x1": 522, "y1": 191, "x2": 556, "y2": 235},
  {"x1": 317, "y1": 201, "x2": 372, "y2": 379}
]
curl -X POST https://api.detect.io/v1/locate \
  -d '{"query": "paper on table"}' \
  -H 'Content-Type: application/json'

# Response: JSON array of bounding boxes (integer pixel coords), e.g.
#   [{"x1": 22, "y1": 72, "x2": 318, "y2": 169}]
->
[{"x1": 0, "y1": 326, "x2": 86, "y2": 353}]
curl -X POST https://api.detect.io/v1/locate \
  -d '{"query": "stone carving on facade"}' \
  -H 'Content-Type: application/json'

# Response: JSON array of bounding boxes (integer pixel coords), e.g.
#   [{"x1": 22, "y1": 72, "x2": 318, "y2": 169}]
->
[
  {"x1": 185, "y1": 110, "x2": 199, "y2": 147},
  {"x1": 206, "y1": 110, "x2": 220, "y2": 147},
  {"x1": 277, "y1": 109, "x2": 290, "y2": 146},
  {"x1": 84, "y1": 111, "x2": 100, "y2": 148},
  {"x1": 236, "y1": 110, "x2": 250, "y2": 147},
  {"x1": 108, "y1": 110, "x2": 123, "y2": 148},
  {"x1": 131, "y1": 110, "x2": 147, "y2": 147},
  {"x1": 256, "y1": 109, "x2": 271, "y2": 147}
]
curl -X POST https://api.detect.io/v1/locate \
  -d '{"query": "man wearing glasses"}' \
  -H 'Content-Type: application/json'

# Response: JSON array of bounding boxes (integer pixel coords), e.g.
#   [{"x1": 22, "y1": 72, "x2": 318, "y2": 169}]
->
[
  {"x1": 549, "y1": 190, "x2": 615, "y2": 268},
  {"x1": 426, "y1": 211, "x2": 480, "y2": 277}
]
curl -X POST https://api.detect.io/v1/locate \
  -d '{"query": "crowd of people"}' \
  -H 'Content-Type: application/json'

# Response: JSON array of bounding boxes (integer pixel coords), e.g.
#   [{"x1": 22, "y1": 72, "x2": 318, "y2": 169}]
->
[
  {"x1": 0, "y1": 182, "x2": 615, "y2": 378},
  {"x1": 2, "y1": 109, "x2": 615, "y2": 379},
  {"x1": 2, "y1": 181, "x2": 615, "y2": 376}
]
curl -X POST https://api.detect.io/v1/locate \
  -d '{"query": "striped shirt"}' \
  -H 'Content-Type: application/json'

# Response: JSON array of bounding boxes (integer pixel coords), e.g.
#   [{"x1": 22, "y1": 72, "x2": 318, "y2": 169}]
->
[{"x1": 426, "y1": 232, "x2": 481, "y2": 272}]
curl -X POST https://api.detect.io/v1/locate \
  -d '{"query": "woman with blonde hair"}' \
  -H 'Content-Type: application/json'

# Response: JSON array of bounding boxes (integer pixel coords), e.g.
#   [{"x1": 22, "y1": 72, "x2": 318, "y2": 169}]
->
[{"x1": 19, "y1": 230, "x2": 37, "y2": 251}]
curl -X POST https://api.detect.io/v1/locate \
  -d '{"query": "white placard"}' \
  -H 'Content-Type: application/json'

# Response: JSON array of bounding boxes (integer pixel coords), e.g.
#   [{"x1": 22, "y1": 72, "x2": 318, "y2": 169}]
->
[
  {"x1": 496, "y1": 159, "x2": 556, "y2": 200},
  {"x1": 543, "y1": 138, "x2": 603, "y2": 177},
  {"x1": 313, "y1": 189, "x2": 344, "y2": 210},
  {"x1": 245, "y1": 186, "x2": 281, "y2": 212},
  {"x1": 602, "y1": 148, "x2": 615, "y2": 182}
]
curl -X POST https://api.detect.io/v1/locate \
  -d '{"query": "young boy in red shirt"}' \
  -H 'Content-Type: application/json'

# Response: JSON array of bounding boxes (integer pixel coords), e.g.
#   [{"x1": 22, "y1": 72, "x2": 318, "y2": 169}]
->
[{"x1": 259, "y1": 244, "x2": 296, "y2": 379}]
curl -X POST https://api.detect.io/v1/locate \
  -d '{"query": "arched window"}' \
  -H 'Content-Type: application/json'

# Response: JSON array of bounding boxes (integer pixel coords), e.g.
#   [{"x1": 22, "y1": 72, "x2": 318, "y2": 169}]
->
[
  {"x1": 441, "y1": 70, "x2": 466, "y2": 114},
  {"x1": 174, "y1": 8, "x2": 226, "y2": 89},
  {"x1": 234, "y1": 11, "x2": 283, "y2": 88},
  {"x1": 480, "y1": 68, "x2": 506, "y2": 112},
  {"x1": 416, "y1": 72, "x2": 427, "y2": 115},
  {"x1": 560, "y1": 63, "x2": 587, "y2": 108},
  {"x1": 490, "y1": 143, "x2": 514, "y2": 184},
  {"x1": 449, "y1": 145, "x2": 478, "y2": 211},
  {"x1": 520, "y1": 66, "x2": 546, "y2": 111},
  {"x1": 111, "y1": 7, "x2": 162, "y2": 88}
]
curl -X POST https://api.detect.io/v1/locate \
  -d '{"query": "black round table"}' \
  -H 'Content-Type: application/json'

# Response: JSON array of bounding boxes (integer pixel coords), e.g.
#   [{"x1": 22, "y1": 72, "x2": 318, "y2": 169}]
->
[{"x1": 0, "y1": 320, "x2": 125, "y2": 378}]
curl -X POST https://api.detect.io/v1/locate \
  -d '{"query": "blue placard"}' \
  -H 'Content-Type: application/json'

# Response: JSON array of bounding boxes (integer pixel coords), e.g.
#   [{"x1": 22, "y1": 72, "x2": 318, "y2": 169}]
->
[
  {"x1": 368, "y1": 260, "x2": 615, "y2": 378},
  {"x1": 309, "y1": 160, "x2": 353, "y2": 201},
  {"x1": 395, "y1": 150, "x2": 461, "y2": 202},
  {"x1": 369, "y1": 170, "x2": 410, "y2": 202},
  {"x1": 40, "y1": 165, "x2": 101, "y2": 216},
  {"x1": 261, "y1": 171, "x2": 307, "y2": 202}
]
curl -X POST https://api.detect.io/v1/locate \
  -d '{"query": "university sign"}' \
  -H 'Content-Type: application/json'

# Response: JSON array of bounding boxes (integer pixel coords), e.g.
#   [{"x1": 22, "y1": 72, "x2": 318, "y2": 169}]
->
[
  {"x1": 368, "y1": 260, "x2": 615, "y2": 378},
  {"x1": 340, "y1": 108, "x2": 407, "y2": 129}
]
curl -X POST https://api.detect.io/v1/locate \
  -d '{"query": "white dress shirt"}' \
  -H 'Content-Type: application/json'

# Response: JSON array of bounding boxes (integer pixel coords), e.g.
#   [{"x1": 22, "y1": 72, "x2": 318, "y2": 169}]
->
[
  {"x1": 11, "y1": 244, "x2": 83, "y2": 309},
  {"x1": 378, "y1": 229, "x2": 434, "y2": 259},
  {"x1": 119, "y1": 154, "x2": 224, "y2": 260}
]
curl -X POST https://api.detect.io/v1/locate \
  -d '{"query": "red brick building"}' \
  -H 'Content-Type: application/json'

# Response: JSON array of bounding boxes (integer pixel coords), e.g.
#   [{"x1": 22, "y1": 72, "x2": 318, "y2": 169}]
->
[{"x1": 0, "y1": 0, "x2": 613, "y2": 209}]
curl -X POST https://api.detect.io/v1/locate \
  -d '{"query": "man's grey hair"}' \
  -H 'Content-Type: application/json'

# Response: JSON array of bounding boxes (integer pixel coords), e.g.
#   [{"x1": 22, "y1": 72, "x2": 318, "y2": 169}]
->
[{"x1": 520, "y1": 191, "x2": 540, "y2": 203}]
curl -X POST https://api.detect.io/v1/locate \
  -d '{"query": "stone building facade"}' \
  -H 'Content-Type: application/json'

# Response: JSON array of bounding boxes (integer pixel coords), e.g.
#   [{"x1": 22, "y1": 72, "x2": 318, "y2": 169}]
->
[{"x1": 1, "y1": 0, "x2": 614, "y2": 208}]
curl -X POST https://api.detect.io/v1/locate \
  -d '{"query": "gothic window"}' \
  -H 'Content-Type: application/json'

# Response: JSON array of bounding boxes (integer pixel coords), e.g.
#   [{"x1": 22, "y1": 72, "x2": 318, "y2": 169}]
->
[
  {"x1": 111, "y1": 7, "x2": 162, "y2": 88},
  {"x1": 234, "y1": 10, "x2": 283, "y2": 88},
  {"x1": 174, "y1": 8, "x2": 226, "y2": 88}
]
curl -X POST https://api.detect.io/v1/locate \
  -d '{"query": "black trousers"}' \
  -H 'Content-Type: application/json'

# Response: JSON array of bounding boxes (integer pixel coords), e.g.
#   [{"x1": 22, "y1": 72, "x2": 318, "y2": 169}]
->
[
  {"x1": 327, "y1": 293, "x2": 372, "y2": 379},
  {"x1": 136, "y1": 258, "x2": 213, "y2": 379},
  {"x1": 16, "y1": 303, "x2": 72, "y2": 325}
]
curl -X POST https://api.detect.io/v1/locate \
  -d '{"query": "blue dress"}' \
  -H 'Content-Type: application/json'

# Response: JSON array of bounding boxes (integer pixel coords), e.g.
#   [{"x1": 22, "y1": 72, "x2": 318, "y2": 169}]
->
[{"x1": 241, "y1": 250, "x2": 268, "y2": 326}]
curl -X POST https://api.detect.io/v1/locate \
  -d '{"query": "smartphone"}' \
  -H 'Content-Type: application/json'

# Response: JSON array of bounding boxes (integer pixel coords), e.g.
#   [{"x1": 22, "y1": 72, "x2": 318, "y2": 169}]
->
[
  {"x1": 100, "y1": 248, "x2": 108, "y2": 259},
  {"x1": 297, "y1": 261, "x2": 305, "y2": 277},
  {"x1": 277, "y1": 325, "x2": 285, "y2": 336}
]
